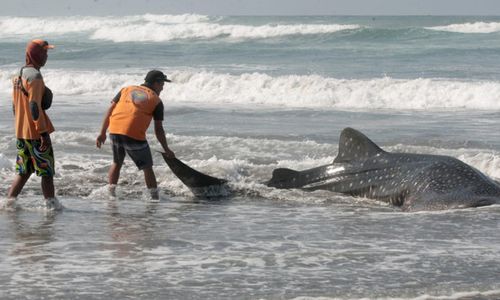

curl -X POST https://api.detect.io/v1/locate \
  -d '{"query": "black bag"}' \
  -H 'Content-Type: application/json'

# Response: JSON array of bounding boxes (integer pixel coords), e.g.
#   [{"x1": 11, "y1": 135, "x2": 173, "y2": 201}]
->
[{"x1": 41, "y1": 86, "x2": 52, "y2": 110}]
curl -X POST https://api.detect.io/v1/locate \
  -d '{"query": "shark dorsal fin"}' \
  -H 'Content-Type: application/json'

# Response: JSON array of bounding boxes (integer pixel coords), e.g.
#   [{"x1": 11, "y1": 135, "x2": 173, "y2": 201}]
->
[{"x1": 333, "y1": 128, "x2": 385, "y2": 163}]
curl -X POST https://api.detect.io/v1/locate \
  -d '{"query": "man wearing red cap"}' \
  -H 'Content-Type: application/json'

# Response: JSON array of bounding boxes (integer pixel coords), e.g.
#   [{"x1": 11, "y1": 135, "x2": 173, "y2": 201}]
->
[
  {"x1": 7, "y1": 39, "x2": 60, "y2": 209},
  {"x1": 96, "y1": 70, "x2": 175, "y2": 201}
]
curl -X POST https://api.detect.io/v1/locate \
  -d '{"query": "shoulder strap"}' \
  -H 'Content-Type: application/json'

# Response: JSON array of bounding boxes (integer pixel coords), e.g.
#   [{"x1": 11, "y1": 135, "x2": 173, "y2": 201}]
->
[{"x1": 17, "y1": 67, "x2": 29, "y2": 97}]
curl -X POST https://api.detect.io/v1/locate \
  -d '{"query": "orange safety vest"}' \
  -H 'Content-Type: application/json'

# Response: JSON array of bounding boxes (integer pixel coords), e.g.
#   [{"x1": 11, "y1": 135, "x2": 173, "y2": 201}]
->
[
  {"x1": 12, "y1": 67, "x2": 54, "y2": 140},
  {"x1": 109, "y1": 85, "x2": 161, "y2": 141}
]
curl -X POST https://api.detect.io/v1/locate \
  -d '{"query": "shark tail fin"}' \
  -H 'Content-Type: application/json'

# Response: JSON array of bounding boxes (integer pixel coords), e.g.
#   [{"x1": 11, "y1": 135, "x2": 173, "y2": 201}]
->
[
  {"x1": 160, "y1": 153, "x2": 227, "y2": 188},
  {"x1": 267, "y1": 168, "x2": 301, "y2": 188}
]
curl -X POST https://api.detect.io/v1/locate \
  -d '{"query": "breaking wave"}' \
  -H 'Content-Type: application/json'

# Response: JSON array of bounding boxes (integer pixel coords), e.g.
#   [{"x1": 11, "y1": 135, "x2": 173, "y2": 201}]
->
[
  {"x1": 1, "y1": 68, "x2": 500, "y2": 110},
  {"x1": 0, "y1": 15, "x2": 359, "y2": 42},
  {"x1": 0, "y1": 14, "x2": 209, "y2": 35},
  {"x1": 426, "y1": 22, "x2": 500, "y2": 33}
]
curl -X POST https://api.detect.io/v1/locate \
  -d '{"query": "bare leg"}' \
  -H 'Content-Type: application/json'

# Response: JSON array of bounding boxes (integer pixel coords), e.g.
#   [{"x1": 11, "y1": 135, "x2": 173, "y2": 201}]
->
[
  {"x1": 108, "y1": 163, "x2": 122, "y2": 185},
  {"x1": 107, "y1": 163, "x2": 122, "y2": 197},
  {"x1": 41, "y1": 176, "x2": 55, "y2": 199},
  {"x1": 41, "y1": 175, "x2": 62, "y2": 210},
  {"x1": 143, "y1": 167, "x2": 159, "y2": 200},
  {"x1": 7, "y1": 173, "x2": 31, "y2": 198},
  {"x1": 143, "y1": 167, "x2": 157, "y2": 189}
]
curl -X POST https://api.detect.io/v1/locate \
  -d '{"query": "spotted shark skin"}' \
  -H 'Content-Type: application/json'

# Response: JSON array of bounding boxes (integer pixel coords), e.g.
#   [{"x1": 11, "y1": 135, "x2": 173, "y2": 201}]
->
[{"x1": 267, "y1": 128, "x2": 500, "y2": 211}]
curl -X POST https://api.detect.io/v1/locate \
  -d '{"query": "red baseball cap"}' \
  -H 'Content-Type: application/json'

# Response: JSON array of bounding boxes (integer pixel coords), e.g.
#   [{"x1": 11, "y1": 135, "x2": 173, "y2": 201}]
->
[{"x1": 30, "y1": 39, "x2": 55, "y2": 50}]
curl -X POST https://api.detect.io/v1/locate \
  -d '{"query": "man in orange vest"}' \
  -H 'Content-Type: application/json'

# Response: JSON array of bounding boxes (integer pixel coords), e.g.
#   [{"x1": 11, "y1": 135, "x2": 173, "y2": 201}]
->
[
  {"x1": 96, "y1": 70, "x2": 175, "y2": 201},
  {"x1": 7, "y1": 39, "x2": 60, "y2": 210}
]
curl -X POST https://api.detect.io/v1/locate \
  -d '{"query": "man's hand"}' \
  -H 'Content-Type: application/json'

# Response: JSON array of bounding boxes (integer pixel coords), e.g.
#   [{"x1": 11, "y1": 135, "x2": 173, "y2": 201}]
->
[
  {"x1": 40, "y1": 133, "x2": 51, "y2": 152},
  {"x1": 163, "y1": 147, "x2": 175, "y2": 158},
  {"x1": 96, "y1": 133, "x2": 107, "y2": 148}
]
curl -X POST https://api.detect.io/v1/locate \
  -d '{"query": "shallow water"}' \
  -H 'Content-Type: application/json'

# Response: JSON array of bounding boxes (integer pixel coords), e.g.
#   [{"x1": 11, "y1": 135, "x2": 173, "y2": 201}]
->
[
  {"x1": 1, "y1": 101, "x2": 500, "y2": 299},
  {"x1": 1, "y1": 196, "x2": 500, "y2": 299},
  {"x1": 1, "y1": 195, "x2": 499, "y2": 299}
]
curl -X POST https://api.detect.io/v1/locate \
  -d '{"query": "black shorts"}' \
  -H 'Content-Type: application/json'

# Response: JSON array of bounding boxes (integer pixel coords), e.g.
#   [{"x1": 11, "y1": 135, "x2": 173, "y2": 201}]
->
[{"x1": 110, "y1": 134, "x2": 153, "y2": 170}]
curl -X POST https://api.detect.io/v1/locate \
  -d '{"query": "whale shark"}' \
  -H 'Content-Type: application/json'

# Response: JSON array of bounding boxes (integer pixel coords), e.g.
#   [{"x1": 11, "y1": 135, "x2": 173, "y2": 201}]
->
[
  {"x1": 267, "y1": 128, "x2": 500, "y2": 211},
  {"x1": 162, "y1": 128, "x2": 500, "y2": 211},
  {"x1": 161, "y1": 153, "x2": 230, "y2": 197}
]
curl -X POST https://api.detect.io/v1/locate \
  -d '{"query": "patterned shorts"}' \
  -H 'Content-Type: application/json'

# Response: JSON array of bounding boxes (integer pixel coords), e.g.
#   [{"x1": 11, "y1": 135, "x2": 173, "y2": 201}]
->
[{"x1": 15, "y1": 139, "x2": 55, "y2": 177}]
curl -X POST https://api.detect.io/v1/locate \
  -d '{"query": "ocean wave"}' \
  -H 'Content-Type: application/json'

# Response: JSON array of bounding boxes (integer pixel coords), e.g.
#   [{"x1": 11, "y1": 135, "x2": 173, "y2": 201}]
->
[
  {"x1": 161, "y1": 72, "x2": 500, "y2": 110},
  {"x1": 2, "y1": 69, "x2": 500, "y2": 110},
  {"x1": 91, "y1": 23, "x2": 360, "y2": 42},
  {"x1": 0, "y1": 15, "x2": 359, "y2": 41},
  {"x1": 0, "y1": 14, "x2": 210, "y2": 36},
  {"x1": 426, "y1": 22, "x2": 500, "y2": 33},
  {"x1": 0, "y1": 68, "x2": 140, "y2": 96}
]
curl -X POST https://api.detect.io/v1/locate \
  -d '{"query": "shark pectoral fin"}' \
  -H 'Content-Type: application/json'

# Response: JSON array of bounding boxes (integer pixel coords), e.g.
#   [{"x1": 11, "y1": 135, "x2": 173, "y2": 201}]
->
[
  {"x1": 159, "y1": 152, "x2": 227, "y2": 189},
  {"x1": 266, "y1": 168, "x2": 301, "y2": 188}
]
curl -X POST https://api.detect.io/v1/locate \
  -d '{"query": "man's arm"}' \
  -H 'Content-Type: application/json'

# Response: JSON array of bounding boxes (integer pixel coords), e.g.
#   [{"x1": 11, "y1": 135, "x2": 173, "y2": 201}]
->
[
  {"x1": 96, "y1": 102, "x2": 117, "y2": 148},
  {"x1": 154, "y1": 120, "x2": 175, "y2": 158}
]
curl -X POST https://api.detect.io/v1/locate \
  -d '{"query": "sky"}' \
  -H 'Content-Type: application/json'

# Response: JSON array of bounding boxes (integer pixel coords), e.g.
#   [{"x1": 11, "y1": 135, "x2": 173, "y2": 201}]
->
[{"x1": 2, "y1": 0, "x2": 500, "y2": 16}]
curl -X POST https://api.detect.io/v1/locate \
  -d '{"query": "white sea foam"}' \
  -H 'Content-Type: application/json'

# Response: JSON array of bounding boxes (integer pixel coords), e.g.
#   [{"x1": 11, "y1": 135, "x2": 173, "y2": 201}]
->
[
  {"x1": 0, "y1": 68, "x2": 140, "y2": 97},
  {"x1": 458, "y1": 152, "x2": 500, "y2": 180},
  {"x1": 0, "y1": 197, "x2": 16, "y2": 210},
  {"x1": 0, "y1": 15, "x2": 358, "y2": 41},
  {"x1": 1, "y1": 130, "x2": 500, "y2": 200},
  {"x1": 2, "y1": 68, "x2": 500, "y2": 110},
  {"x1": 91, "y1": 23, "x2": 360, "y2": 42},
  {"x1": 0, "y1": 153, "x2": 12, "y2": 170},
  {"x1": 293, "y1": 289, "x2": 500, "y2": 300},
  {"x1": 135, "y1": 13, "x2": 210, "y2": 24},
  {"x1": 427, "y1": 22, "x2": 500, "y2": 33},
  {"x1": 0, "y1": 14, "x2": 209, "y2": 36},
  {"x1": 0, "y1": 16, "x2": 116, "y2": 35},
  {"x1": 165, "y1": 72, "x2": 500, "y2": 110}
]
